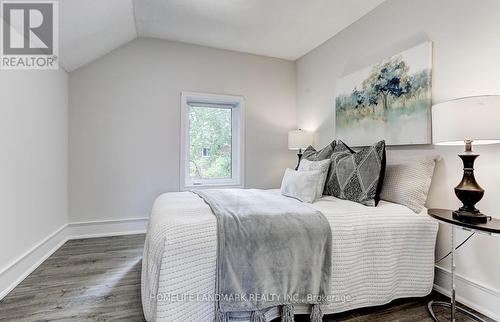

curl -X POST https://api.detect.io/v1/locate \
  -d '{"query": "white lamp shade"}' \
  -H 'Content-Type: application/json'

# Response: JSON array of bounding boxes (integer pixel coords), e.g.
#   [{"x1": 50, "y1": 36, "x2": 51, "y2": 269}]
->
[
  {"x1": 288, "y1": 129, "x2": 313, "y2": 150},
  {"x1": 432, "y1": 95, "x2": 500, "y2": 146}
]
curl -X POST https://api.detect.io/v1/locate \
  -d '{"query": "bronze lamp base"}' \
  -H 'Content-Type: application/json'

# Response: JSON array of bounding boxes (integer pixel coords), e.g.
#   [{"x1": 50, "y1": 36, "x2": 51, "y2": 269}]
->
[
  {"x1": 295, "y1": 148, "x2": 303, "y2": 170},
  {"x1": 453, "y1": 140, "x2": 487, "y2": 224},
  {"x1": 453, "y1": 209, "x2": 488, "y2": 224}
]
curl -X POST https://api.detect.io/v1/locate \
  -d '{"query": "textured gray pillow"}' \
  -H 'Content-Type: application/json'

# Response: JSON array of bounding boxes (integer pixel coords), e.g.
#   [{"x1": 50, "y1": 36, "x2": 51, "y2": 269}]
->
[
  {"x1": 301, "y1": 140, "x2": 336, "y2": 161},
  {"x1": 324, "y1": 140, "x2": 386, "y2": 206},
  {"x1": 301, "y1": 141, "x2": 336, "y2": 193},
  {"x1": 280, "y1": 168, "x2": 323, "y2": 203},
  {"x1": 298, "y1": 159, "x2": 331, "y2": 198},
  {"x1": 380, "y1": 156, "x2": 438, "y2": 213}
]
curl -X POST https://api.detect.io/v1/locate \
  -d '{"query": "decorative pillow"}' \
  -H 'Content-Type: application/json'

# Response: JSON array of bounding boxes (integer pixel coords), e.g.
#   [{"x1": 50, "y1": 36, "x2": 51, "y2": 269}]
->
[
  {"x1": 301, "y1": 140, "x2": 336, "y2": 161},
  {"x1": 280, "y1": 168, "x2": 323, "y2": 203},
  {"x1": 301, "y1": 141, "x2": 336, "y2": 192},
  {"x1": 324, "y1": 140, "x2": 386, "y2": 206},
  {"x1": 298, "y1": 159, "x2": 331, "y2": 198},
  {"x1": 380, "y1": 156, "x2": 438, "y2": 213}
]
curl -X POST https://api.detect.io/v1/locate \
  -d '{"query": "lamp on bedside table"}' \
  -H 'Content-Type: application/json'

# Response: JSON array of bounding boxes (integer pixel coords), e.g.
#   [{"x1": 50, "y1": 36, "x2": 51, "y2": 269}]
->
[
  {"x1": 432, "y1": 95, "x2": 500, "y2": 224},
  {"x1": 288, "y1": 129, "x2": 313, "y2": 170}
]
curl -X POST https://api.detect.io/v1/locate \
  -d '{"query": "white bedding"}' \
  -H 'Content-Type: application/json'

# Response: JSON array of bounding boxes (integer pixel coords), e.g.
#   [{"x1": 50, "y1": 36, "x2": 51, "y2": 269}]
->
[{"x1": 141, "y1": 190, "x2": 438, "y2": 322}]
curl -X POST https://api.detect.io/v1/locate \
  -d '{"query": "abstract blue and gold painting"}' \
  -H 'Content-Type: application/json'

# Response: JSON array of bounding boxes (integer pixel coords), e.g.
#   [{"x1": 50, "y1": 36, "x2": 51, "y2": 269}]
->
[{"x1": 335, "y1": 42, "x2": 432, "y2": 146}]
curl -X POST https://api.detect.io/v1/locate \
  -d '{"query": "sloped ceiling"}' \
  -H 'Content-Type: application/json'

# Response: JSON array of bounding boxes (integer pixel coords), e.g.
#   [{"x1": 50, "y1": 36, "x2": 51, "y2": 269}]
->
[
  {"x1": 59, "y1": 0, "x2": 137, "y2": 72},
  {"x1": 60, "y1": 0, "x2": 385, "y2": 71}
]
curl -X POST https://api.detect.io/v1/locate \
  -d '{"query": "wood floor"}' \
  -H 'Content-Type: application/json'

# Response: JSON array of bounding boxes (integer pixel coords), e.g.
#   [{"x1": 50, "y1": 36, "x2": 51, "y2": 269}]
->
[{"x1": 0, "y1": 234, "x2": 492, "y2": 322}]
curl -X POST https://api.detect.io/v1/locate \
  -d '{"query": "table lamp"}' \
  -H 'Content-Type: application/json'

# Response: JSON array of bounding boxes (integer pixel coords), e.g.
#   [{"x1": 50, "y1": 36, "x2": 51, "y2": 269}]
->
[
  {"x1": 288, "y1": 129, "x2": 313, "y2": 170},
  {"x1": 432, "y1": 95, "x2": 500, "y2": 223}
]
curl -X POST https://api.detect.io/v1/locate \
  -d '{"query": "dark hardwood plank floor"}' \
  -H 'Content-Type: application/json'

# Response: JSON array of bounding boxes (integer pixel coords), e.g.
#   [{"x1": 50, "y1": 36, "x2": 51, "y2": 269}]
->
[
  {"x1": 0, "y1": 235, "x2": 145, "y2": 322},
  {"x1": 0, "y1": 234, "x2": 492, "y2": 322}
]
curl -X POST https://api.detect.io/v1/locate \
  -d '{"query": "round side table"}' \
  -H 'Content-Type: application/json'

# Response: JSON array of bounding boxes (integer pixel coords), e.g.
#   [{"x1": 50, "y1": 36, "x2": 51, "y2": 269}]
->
[{"x1": 427, "y1": 209, "x2": 500, "y2": 322}]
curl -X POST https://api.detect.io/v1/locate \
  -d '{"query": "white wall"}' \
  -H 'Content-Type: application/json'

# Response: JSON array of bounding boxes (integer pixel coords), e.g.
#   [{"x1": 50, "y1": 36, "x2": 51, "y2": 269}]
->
[
  {"x1": 69, "y1": 38, "x2": 296, "y2": 223},
  {"x1": 0, "y1": 69, "x2": 68, "y2": 289},
  {"x1": 296, "y1": 0, "x2": 500, "y2": 317}
]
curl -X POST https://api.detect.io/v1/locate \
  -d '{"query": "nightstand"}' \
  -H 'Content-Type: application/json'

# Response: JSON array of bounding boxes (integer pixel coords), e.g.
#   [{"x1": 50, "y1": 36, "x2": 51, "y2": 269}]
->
[{"x1": 427, "y1": 208, "x2": 500, "y2": 322}]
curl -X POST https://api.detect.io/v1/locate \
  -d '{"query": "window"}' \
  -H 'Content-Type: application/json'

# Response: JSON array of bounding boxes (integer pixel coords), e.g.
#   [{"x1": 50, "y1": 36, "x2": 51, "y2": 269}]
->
[{"x1": 180, "y1": 92, "x2": 244, "y2": 189}]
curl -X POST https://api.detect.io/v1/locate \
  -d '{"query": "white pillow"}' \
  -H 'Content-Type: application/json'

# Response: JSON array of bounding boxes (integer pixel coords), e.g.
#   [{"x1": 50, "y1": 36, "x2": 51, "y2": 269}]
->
[
  {"x1": 280, "y1": 168, "x2": 323, "y2": 203},
  {"x1": 380, "y1": 156, "x2": 438, "y2": 213},
  {"x1": 298, "y1": 159, "x2": 331, "y2": 198}
]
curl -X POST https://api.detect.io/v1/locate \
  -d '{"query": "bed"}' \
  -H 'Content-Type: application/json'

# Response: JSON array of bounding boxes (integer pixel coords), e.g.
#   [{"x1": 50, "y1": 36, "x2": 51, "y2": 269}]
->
[{"x1": 141, "y1": 190, "x2": 438, "y2": 322}]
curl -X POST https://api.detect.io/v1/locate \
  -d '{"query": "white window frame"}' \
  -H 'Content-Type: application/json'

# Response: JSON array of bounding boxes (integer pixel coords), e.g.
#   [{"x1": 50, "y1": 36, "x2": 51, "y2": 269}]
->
[{"x1": 180, "y1": 91, "x2": 245, "y2": 190}]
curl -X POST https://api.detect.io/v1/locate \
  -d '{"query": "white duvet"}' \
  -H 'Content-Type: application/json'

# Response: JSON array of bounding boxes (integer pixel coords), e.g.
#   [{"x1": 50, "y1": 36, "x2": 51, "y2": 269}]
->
[{"x1": 142, "y1": 191, "x2": 438, "y2": 322}]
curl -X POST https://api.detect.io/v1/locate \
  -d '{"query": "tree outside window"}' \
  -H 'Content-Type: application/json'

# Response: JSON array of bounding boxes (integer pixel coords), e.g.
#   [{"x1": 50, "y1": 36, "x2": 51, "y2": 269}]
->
[{"x1": 188, "y1": 106, "x2": 232, "y2": 179}]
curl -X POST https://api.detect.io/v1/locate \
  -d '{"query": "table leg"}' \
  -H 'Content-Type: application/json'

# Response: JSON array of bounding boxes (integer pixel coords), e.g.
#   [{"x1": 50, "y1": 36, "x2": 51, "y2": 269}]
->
[
  {"x1": 427, "y1": 225, "x2": 487, "y2": 322},
  {"x1": 451, "y1": 226, "x2": 456, "y2": 322}
]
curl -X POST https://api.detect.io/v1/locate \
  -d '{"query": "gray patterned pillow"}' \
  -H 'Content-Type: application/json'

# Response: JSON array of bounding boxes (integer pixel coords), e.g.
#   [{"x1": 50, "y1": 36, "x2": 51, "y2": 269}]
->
[
  {"x1": 324, "y1": 140, "x2": 386, "y2": 206},
  {"x1": 301, "y1": 141, "x2": 336, "y2": 161},
  {"x1": 301, "y1": 141, "x2": 336, "y2": 191}
]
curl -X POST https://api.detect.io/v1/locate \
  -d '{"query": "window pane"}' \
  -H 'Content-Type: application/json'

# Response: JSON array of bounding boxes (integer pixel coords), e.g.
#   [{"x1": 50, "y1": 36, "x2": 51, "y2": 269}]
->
[{"x1": 189, "y1": 106, "x2": 232, "y2": 180}]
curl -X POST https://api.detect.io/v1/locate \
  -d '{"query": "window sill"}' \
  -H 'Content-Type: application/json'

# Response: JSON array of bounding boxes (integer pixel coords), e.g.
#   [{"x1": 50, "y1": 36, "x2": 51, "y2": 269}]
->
[{"x1": 181, "y1": 183, "x2": 243, "y2": 191}]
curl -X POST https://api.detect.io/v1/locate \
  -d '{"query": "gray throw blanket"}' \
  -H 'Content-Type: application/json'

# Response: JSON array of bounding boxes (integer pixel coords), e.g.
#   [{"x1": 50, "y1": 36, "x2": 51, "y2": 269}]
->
[{"x1": 193, "y1": 189, "x2": 332, "y2": 322}]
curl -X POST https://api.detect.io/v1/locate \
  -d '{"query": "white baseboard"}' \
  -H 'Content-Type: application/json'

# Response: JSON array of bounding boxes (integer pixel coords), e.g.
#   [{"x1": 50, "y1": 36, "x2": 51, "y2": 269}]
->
[
  {"x1": 434, "y1": 265, "x2": 500, "y2": 321},
  {"x1": 68, "y1": 217, "x2": 148, "y2": 239},
  {"x1": 0, "y1": 217, "x2": 148, "y2": 301},
  {"x1": 0, "y1": 224, "x2": 69, "y2": 300}
]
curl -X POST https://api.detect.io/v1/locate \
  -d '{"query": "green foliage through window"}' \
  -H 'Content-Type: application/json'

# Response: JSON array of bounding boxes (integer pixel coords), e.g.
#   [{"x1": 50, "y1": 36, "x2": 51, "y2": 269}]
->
[{"x1": 189, "y1": 106, "x2": 232, "y2": 179}]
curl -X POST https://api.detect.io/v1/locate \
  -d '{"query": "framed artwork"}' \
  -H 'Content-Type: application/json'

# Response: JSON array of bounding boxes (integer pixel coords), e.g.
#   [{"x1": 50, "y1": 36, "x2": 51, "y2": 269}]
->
[{"x1": 335, "y1": 41, "x2": 432, "y2": 146}]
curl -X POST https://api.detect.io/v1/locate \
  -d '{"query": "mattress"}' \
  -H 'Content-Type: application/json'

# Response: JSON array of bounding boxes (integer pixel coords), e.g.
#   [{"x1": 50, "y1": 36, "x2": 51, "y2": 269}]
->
[{"x1": 141, "y1": 190, "x2": 438, "y2": 322}]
